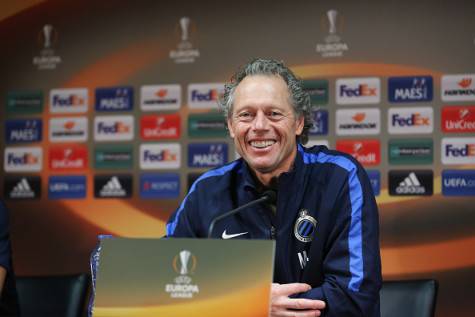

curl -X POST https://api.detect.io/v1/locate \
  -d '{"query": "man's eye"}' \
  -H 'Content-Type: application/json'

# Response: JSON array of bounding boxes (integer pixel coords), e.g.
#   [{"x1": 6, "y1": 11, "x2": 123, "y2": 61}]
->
[
  {"x1": 269, "y1": 111, "x2": 283, "y2": 118},
  {"x1": 238, "y1": 112, "x2": 252, "y2": 118}
]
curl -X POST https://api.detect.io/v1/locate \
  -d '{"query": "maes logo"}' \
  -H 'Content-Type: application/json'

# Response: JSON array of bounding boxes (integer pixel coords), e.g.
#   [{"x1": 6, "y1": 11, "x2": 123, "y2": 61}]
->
[
  {"x1": 188, "y1": 83, "x2": 224, "y2": 109},
  {"x1": 336, "y1": 78, "x2": 380, "y2": 105},
  {"x1": 140, "y1": 144, "x2": 181, "y2": 169},
  {"x1": 5, "y1": 119, "x2": 42, "y2": 143},
  {"x1": 4, "y1": 147, "x2": 42, "y2": 172},
  {"x1": 140, "y1": 114, "x2": 181, "y2": 140},
  {"x1": 50, "y1": 88, "x2": 88, "y2": 113},
  {"x1": 388, "y1": 107, "x2": 433, "y2": 134},
  {"x1": 336, "y1": 140, "x2": 380, "y2": 166},
  {"x1": 95, "y1": 87, "x2": 133, "y2": 111},
  {"x1": 49, "y1": 146, "x2": 88, "y2": 170},
  {"x1": 309, "y1": 110, "x2": 328, "y2": 135},
  {"x1": 441, "y1": 106, "x2": 475, "y2": 133},
  {"x1": 388, "y1": 76, "x2": 433, "y2": 102},
  {"x1": 389, "y1": 170, "x2": 433, "y2": 196},
  {"x1": 441, "y1": 138, "x2": 475, "y2": 164},
  {"x1": 188, "y1": 143, "x2": 228, "y2": 168},
  {"x1": 94, "y1": 116, "x2": 134, "y2": 141}
]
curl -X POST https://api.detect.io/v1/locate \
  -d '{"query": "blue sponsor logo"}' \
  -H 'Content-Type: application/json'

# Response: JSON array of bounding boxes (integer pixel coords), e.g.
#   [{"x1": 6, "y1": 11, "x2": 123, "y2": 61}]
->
[
  {"x1": 309, "y1": 110, "x2": 328, "y2": 135},
  {"x1": 367, "y1": 170, "x2": 380, "y2": 196},
  {"x1": 5, "y1": 119, "x2": 42, "y2": 143},
  {"x1": 388, "y1": 76, "x2": 433, "y2": 103},
  {"x1": 95, "y1": 87, "x2": 133, "y2": 111},
  {"x1": 442, "y1": 170, "x2": 475, "y2": 196},
  {"x1": 140, "y1": 173, "x2": 180, "y2": 199},
  {"x1": 188, "y1": 143, "x2": 228, "y2": 168},
  {"x1": 48, "y1": 176, "x2": 86, "y2": 199}
]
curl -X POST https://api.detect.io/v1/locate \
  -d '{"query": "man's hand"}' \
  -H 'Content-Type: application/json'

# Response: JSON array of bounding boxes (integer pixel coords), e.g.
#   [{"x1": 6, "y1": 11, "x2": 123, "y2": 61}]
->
[{"x1": 270, "y1": 283, "x2": 326, "y2": 317}]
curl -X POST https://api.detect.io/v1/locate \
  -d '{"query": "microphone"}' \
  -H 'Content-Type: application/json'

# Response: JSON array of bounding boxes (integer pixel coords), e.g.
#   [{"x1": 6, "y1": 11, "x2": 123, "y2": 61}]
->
[{"x1": 207, "y1": 190, "x2": 277, "y2": 238}]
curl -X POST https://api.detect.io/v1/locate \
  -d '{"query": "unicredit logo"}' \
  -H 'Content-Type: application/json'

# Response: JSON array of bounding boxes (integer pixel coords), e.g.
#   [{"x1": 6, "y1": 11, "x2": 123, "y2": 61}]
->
[
  {"x1": 392, "y1": 113, "x2": 430, "y2": 126},
  {"x1": 442, "y1": 107, "x2": 475, "y2": 132}
]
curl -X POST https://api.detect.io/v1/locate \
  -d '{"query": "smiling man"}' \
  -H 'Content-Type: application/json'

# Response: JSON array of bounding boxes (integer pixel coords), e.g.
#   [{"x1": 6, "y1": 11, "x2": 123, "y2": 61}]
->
[{"x1": 166, "y1": 59, "x2": 381, "y2": 316}]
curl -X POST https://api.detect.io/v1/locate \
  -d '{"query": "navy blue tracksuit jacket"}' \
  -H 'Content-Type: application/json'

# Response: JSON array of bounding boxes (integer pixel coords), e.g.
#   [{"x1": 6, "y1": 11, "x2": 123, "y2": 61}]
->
[{"x1": 167, "y1": 144, "x2": 382, "y2": 316}]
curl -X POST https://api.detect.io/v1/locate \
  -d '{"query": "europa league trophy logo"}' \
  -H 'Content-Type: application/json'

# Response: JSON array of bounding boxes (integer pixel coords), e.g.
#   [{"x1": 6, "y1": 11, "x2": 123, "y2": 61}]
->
[
  {"x1": 43, "y1": 24, "x2": 53, "y2": 48},
  {"x1": 180, "y1": 17, "x2": 190, "y2": 42},
  {"x1": 325, "y1": 10, "x2": 341, "y2": 43},
  {"x1": 327, "y1": 10, "x2": 337, "y2": 35},
  {"x1": 179, "y1": 250, "x2": 191, "y2": 275}
]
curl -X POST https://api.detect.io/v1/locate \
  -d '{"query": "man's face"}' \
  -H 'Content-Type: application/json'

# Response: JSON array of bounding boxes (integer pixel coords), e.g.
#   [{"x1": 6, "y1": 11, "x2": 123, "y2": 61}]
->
[{"x1": 227, "y1": 75, "x2": 304, "y2": 181}]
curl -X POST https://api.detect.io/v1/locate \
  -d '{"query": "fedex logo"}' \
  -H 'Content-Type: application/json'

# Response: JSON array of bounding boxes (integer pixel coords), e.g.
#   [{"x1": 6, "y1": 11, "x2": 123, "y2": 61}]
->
[
  {"x1": 336, "y1": 78, "x2": 380, "y2": 104},
  {"x1": 49, "y1": 146, "x2": 88, "y2": 171},
  {"x1": 442, "y1": 106, "x2": 475, "y2": 133},
  {"x1": 140, "y1": 84, "x2": 181, "y2": 111},
  {"x1": 441, "y1": 138, "x2": 475, "y2": 164},
  {"x1": 441, "y1": 74, "x2": 475, "y2": 101},
  {"x1": 5, "y1": 119, "x2": 42, "y2": 143},
  {"x1": 388, "y1": 107, "x2": 433, "y2": 134},
  {"x1": 336, "y1": 140, "x2": 380, "y2": 166},
  {"x1": 50, "y1": 88, "x2": 88, "y2": 113},
  {"x1": 188, "y1": 83, "x2": 224, "y2": 109},
  {"x1": 140, "y1": 114, "x2": 181, "y2": 140},
  {"x1": 4, "y1": 147, "x2": 42, "y2": 172},
  {"x1": 140, "y1": 144, "x2": 181, "y2": 169},
  {"x1": 188, "y1": 143, "x2": 228, "y2": 168},
  {"x1": 388, "y1": 76, "x2": 433, "y2": 102},
  {"x1": 94, "y1": 116, "x2": 134, "y2": 141},
  {"x1": 95, "y1": 87, "x2": 133, "y2": 111}
]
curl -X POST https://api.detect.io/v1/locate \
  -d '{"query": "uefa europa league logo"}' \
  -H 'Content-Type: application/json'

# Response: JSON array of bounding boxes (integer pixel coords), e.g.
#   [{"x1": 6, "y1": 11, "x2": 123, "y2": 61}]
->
[
  {"x1": 43, "y1": 24, "x2": 54, "y2": 48},
  {"x1": 173, "y1": 250, "x2": 197, "y2": 275},
  {"x1": 327, "y1": 10, "x2": 338, "y2": 35},
  {"x1": 179, "y1": 17, "x2": 191, "y2": 42},
  {"x1": 179, "y1": 250, "x2": 191, "y2": 275}
]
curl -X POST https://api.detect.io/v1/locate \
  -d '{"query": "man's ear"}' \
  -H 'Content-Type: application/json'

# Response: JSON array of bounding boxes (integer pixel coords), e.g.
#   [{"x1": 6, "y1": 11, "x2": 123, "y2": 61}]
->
[
  {"x1": 295, "y1": 115, "x2": 304, "y2": 136},
  {"x1": 227, "y1": 118, "x2": 235, "y2": 138}
]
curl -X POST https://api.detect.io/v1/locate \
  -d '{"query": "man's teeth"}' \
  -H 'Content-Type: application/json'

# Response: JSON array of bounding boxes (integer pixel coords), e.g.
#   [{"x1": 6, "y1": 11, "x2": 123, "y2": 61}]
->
[{"x1": 250, "y1": 140, "x2": 275, "y2": 148}]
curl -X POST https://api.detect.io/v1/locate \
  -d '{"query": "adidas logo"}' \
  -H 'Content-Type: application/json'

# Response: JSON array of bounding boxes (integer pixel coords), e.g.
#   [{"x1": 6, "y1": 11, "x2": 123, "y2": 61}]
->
[
  {"x1": 10, "y1": 178, "x2": 35, "y2": 198},
  {"x1": 99, "y1": 176, "x2": 126, "y2": 197},
  {"x1": 395, "y1": 172, "x2": 426, "y2": 194}
]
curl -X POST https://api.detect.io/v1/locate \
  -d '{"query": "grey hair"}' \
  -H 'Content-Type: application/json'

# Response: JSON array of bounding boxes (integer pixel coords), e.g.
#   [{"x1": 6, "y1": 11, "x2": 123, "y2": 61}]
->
[{"x1": 218, "y1": 58, "x2": 313, "y2": 144}]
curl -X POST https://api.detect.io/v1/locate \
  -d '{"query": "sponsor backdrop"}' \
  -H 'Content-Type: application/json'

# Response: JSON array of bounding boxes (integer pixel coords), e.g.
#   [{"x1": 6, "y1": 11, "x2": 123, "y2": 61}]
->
[{"x1": 1, "y1": 1, "x2": 474, "y2": 316}]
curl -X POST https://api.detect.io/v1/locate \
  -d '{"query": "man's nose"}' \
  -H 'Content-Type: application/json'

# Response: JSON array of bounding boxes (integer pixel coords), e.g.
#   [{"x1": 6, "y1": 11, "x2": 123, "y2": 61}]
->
[{"x1": 252, "y1": 111, "x2": 269, "y2": 130}]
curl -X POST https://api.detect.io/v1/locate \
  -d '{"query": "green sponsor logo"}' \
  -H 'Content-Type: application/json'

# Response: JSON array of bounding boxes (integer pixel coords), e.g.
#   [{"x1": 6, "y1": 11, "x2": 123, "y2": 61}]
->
[
  {"x1": 388, "y1": 139, "x2": 433, "y2": 164},
  {"x1": 188, "y1": 113, "x2": 227, "y2": 138},
  {"x1": 302, "y1": 80, "x2": 328, "y2": 105},
  {"x1": 6, "y1": 91, "x2": 44, "y2": 114},
  {"x1": 95, "y1": 145, "x2": 133, "y2": 169}
]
